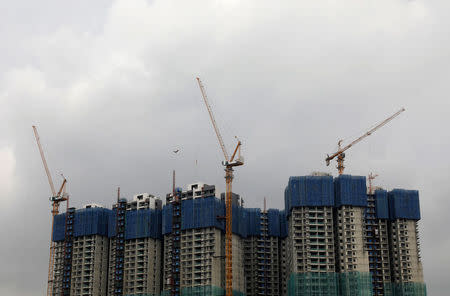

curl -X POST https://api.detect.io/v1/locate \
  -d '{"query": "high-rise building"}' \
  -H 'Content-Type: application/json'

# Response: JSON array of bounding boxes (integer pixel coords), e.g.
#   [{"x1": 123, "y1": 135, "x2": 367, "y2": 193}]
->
[
  {"x1": 365, "y1": 189, "x2": 393, "y2": 295},
  {"x1": 284, "y1": 175, "x2": 339, "y2": 295},
  {"x1": 107, "y1": 193, "x2": 163, "y2": 296},
  {"x1": 50, "y1": 174, "x2": 426, "y2": 296},
  {"x1": 243, "y1": 208, "x2": 285, "y2": 296},
  {"x1": 385, "y1": 189, "x2": 426, "y2": 296},
  {"x1": 52, "y1": 205, "x2": 111, "y2": 296},
  {"x1": 162, "y1": 183, "x2": 246, "y2": 295},
  {"x1": 334, "y1": 175, "x2": 372, "y2": 295}
]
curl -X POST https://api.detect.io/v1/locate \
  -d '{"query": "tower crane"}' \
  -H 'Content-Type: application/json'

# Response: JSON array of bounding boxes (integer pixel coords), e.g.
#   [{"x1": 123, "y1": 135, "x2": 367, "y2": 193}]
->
[
  {"x1": 325, "y1": 108, "x2": 405, "y2": 175},
  {"x1": 196, "y1": 77, "x2": 243, "y2": 296},
  {"x1": 32, "y1": 126, "x2": 69, "y2": 296},
  {"x1": 368, "y1": 172, "x2": 379, "y2": 195}
]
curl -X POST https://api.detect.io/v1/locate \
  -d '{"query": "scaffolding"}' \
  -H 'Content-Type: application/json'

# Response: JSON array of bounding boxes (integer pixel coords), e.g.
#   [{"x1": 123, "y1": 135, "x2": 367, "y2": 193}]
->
[
  {"x1": 288, "y1": 273, "x2": 339, "y2": 296},
  {"x1": 383, "y1": 282, "x2": 427, "y2": 296},
  {"x1": 61, "y1": 207, "x2": 75, "y2": 296},
  {"x1": 114, "y1": 199, "x2": 127, "y2": 296},
  {"x1": 287, "y1": 272, "x2": 373, "y2": 296},
  {"x1": 170, "y1": 192, "x2": 182, "y2": 296},
  {"x1": 180, "y1": 286, "x2": 246, "y2": 296},
  {"x1": 339, "y1": 272, "x2": 373, "y2": 296}
]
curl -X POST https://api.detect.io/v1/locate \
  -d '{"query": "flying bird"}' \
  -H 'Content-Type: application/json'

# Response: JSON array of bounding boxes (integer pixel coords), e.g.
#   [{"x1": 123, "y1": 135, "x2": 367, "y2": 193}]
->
[{"x1": 173, "y1": 149, "x2": 180, "y2": 154}]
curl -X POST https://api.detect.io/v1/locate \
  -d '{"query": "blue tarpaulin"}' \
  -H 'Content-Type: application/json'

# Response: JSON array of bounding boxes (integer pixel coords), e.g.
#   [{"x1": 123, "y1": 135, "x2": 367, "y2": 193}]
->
[
  {"x1": 374, "y1": 189, "x2": 389, "y2": 219},
  {"x1": 73, "y1": 207, "x2": 111, "y2": 238},
  {"x1": 55, "y1": 207, "x2": 163, "y2": 241},
  {"x1": 285, "y1": 176, "x2": 334, "y2": 215},
  {"x1": 181, "y1": 197, "x2": 224, "y2": 231},
  {"x1": 180, "y1": 197, "x2": 263, "y2": 238},
  {"x1": 243, "y1": 208, "x2": 261, "y2": 237},
  {"x1": 247, "y1": 208, "x2": 261, "y2": 236},
  {"x1": 162, "y1": 204, "x2": 173, "y2": 235},
  {"x1": 334, "y1": 175, "x2": 367, "y2": 207},
  {"x1": 108, "y1": 211, "x2": 117, "y2": 237},
  {"x1": 124, "y1": 209, "x2": 162, "y2": 239},
  {"x1": 279, "y1": 210, "x2": 288, "y2": 238},
  {"x1": 267, "y1": 209, "x2": 280, "y2": 237},
  {"x1": 266, "y1": 209, "x2": 289, "y2": 238},
  {"x1": 53, "y1": 207, "x2": 112, "y2": 242},
  {"x1": 388, "y1": 189, "x2": 421, "y2": 220},
  {"x1": 232, "y1": 204, "x2": 245, "y2": 236},
  {"x1": 52, "y1": 213, "x2": 66, "y2": 242}
]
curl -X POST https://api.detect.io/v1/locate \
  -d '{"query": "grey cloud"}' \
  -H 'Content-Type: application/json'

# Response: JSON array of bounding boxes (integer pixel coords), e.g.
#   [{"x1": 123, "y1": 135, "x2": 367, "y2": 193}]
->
[{"x1": 0, "y1": 0, "x2": 449, "y2": 295}]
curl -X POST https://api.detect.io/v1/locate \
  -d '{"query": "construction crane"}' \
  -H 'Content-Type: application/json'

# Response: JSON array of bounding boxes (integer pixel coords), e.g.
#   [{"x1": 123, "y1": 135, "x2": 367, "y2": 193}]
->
[
  {"x1": 326, "y1": 108, "x2": 405, "y2": 175},
  {"x1": 368, "y1": 172, "x2": 379, "y2": 195},
  {"x1": 196, "y1": 77, "x2": 243, "y2": 296},
  {"x1": 32, "y1": 126, "x2": 69, "y2": 296}
]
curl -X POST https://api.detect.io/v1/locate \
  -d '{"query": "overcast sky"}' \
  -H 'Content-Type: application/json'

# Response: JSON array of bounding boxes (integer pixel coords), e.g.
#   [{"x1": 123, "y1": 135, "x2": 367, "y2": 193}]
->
[{"x1": 0, "y1": 0, "x2": 449, "y2": 295}]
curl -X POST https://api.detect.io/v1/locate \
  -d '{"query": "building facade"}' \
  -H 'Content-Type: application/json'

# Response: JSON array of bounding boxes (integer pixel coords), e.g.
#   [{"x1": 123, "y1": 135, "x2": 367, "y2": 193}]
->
[
  {"x1": 107, "y1": 194, "x2": 163, "y2": 296},
  {"x1": 50, "y1": 175, "x2": 426, "y2": 296}
]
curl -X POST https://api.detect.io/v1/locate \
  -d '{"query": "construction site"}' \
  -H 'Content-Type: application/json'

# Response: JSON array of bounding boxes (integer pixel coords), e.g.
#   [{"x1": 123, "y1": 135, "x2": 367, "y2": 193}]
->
[{"x1": 34, "y1": 79, "x2": 427, "y2": 296}]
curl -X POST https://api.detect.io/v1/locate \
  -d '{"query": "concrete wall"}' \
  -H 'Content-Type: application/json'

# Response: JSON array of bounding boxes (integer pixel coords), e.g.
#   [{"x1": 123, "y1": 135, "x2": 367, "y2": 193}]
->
[
  {"x1": 335, "y1": 206, "x2": 369, "y2": 273},
  {"x1": 70, "y1": 235, "x2": 109, "y2": 296},
  {"x1": 389, "y1": 220, "x2": 424, "y2": 283}
]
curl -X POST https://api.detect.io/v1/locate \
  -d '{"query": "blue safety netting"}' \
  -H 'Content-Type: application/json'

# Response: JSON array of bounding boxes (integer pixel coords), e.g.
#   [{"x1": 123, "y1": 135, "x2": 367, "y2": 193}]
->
[
  {"x1": 124, "y1": 209, "x2": 162, "y2": 240},
  {"x1": 242, "y1": 208, "x2": 261, "y2": 237},
  {"x1": 179, "y1": 197, "x2": 264, "y2": 238},
  {"x1": 73, "y1": 207, "x2": 111, "y2": 238},
  {"x1": 388, "y1": 189, "x2": 421, "y2": 220},
  {"x1": 53, "y1": 207, "x2": 112, "y2": 242},
  {"x1": 285, "y1": 176, "x2": 334, "y2": 215},
  {"x1": 60, "y1": 207, "x2": 163, "y2": 240},
  {"x1": 232, "y1": 204, "x2": 247, "y2": 236},
  {"x1": 162, "y1": 203, "x2": 173, "y2": 235},
  {"x1": 384, "y1": 282, "x2": 427, "y2": 296},
  {"x1": 52, "y1": 212, "x2": 67, "y2": 242},
  {"x1": 334, "y1": 175, "x2": 367, "y2": 207},
  {"x1": 180, "y1": 285, "x2": 246, "y2": 296},
  {"x1": 374, "y1": 189, "x2": 389, "y2": 219},
  {"x1": 108, "y1": 211, "x2": 117, "y2": 237},
  {"x1": 181, "y1": 197, "x2": 225, "y2": 231},
  {"x1": 268, "y1": 209, "x2": 280, "y2": 237},
  {"x1": 279, "y1": 210, "x2": 288, "y2": 238}
]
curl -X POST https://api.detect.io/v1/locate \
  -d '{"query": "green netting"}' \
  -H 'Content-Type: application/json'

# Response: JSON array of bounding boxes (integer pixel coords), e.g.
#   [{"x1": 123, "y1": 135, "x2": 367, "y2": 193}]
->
[
  {"x1": 384, "y1": 282, "x2": 427, "y2": 296},
  {"x1": 339, "y1": 272, "x2": 373, "y2": 296},
  {"x1": 159, "y1": 291, "x2": 170, "y2": 296},
  {"x1": 180, "y1": 286, "x2": 245, "y2": 296},
  {"x1": 287, "y1": 272, "x2": 373, "y2": 296},
  {"x1": 288, "y1": 272, "x2": 339, "y2": 296}
]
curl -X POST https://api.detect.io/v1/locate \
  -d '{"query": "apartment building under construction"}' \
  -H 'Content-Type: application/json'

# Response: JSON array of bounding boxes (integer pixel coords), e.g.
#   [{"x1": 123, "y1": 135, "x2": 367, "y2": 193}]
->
[{"x1": 50, "y1": 174, "x2": 426, "y2": 296}]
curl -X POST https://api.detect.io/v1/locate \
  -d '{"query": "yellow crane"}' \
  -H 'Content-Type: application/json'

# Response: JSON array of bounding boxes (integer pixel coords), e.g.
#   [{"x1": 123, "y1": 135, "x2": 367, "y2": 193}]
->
[
  {"x1": 196, "y1": 77, "x2": 243, "y2": 296},
  {"x1": 326, "y1": 108, "x2": 405, "y2": 175},
  {"x1": 32, "y1": 126, "x2": 68, "y2": 296},
  {"x1": 368, "y1": 172, "x2": 379, "y2": 195}
]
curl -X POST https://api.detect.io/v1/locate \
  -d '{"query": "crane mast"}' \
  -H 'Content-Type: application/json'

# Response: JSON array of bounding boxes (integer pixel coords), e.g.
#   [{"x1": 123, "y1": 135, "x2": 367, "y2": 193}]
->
[
  {"x1": 326, "y1": 107, "x2": 405, "y2": 175},
  {"x1": 196, "y1": 78, "x2": 243, "y2": 296},
  {"x1": 32, "y1": 126, "x2": 68, "y2": 296},
  {"x1": 368, "y1": 172, "x2": 379, "y2": 195}
]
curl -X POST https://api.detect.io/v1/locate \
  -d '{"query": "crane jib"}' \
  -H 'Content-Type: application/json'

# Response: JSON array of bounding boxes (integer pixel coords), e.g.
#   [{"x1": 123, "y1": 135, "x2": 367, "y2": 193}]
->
[{"x1": 325, "y1": 107, "x2": 405, "y2": 174}]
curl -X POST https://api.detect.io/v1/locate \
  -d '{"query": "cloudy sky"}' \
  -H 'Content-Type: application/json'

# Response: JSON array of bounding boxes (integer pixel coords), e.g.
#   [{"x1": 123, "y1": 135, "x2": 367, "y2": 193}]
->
[{"x1": 1, "y1": 0, "x2": 449, "y2": 294}]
